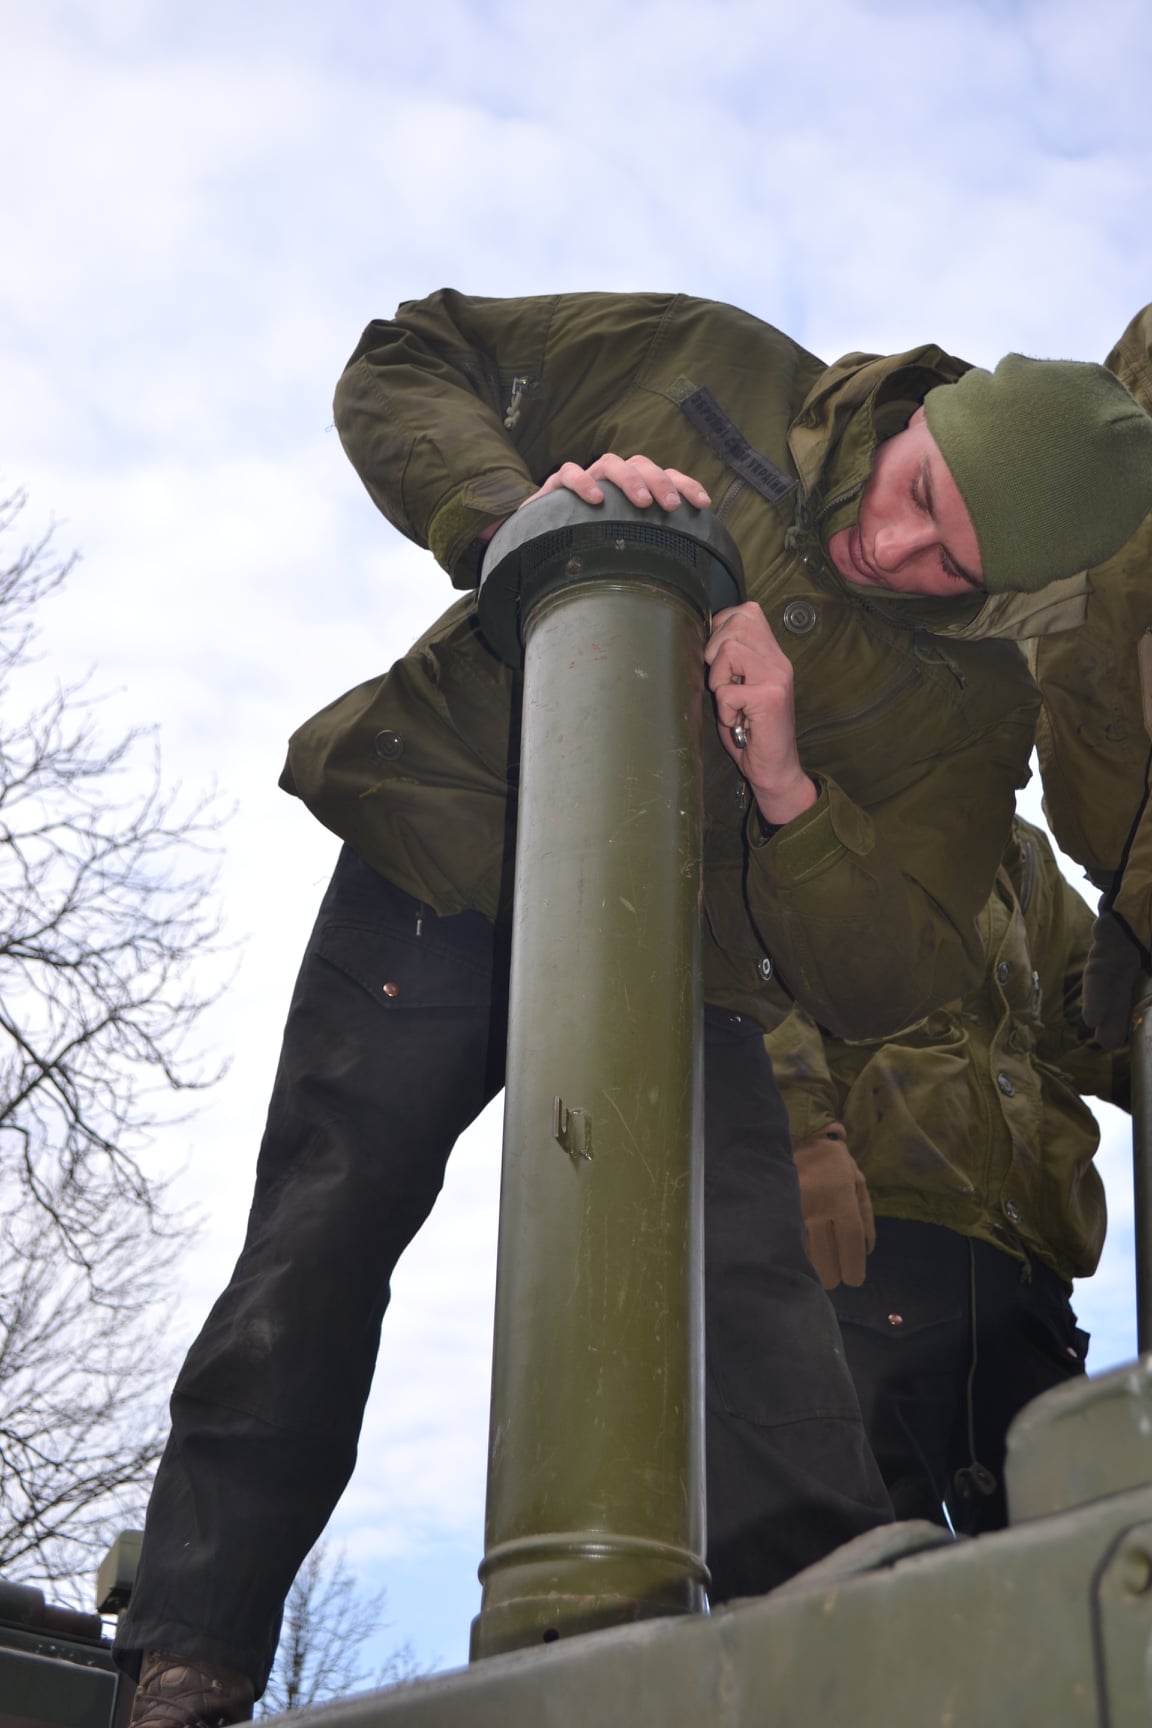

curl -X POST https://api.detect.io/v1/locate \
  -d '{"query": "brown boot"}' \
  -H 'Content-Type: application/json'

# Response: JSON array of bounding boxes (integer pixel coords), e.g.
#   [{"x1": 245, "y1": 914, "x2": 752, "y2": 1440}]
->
[{"x1": 129, "y1": 1650, "x2": 255, "y2": 1728}]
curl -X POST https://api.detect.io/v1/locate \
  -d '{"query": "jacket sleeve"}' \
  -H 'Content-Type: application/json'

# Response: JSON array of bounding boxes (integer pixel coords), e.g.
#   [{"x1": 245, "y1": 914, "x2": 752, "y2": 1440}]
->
[
  {"x1": 1030, "y1": 539, "x2": 1152, "y2": 888},
  {"x1": 333, "y1": 287, "x2": 677, "y2": 587},
  {"x1": 1031, "y1": 841, "x2": 1131, "y2": 1111},
  {"x1": 742, "y1": 701, "x2": 1037, "y2": 1041},
  {"x1": 333, "y1": 290, "x2": 549, "y2": 586},
  {"x1": 1113, "y1": 789, "x2": 1152, "y2": 956},
  {"x1": 761, "y1": 1010, "x2": 841, "y2": 1142}
]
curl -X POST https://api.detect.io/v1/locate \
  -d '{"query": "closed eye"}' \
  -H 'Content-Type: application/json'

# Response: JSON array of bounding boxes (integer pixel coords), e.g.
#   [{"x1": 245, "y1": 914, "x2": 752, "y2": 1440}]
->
[
  {"x1": 941, "y1": 550, "x2": 982, "y2": 590},
  {"x1": 919, "y1": 458, "x2": 982, "y2": 589}
]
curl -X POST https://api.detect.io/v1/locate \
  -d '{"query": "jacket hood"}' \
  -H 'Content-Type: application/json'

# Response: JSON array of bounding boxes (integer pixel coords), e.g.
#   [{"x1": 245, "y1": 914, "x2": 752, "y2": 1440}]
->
[
  {"x1": 788, "y1": 342, "x2": 969, "y2": 509},
  {"x1": 1106, "y1": 302, "x2": 1152, "y2": 408},
  {"x1": 927, "y1": 570, "x2": 1090, "y2": 642},
  {"x1": 788, "y1": 343, "x2": 1090, "y2": 644}
]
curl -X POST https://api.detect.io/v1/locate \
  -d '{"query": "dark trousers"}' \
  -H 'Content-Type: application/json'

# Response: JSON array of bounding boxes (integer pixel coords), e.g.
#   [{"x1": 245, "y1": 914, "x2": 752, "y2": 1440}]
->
[
  {"x1": 829, "y1": 1217, "x2": 1089, "y2": 1534},
  {"x1": 115, "y1": 847, "x2": 891, "y2": 1692}
]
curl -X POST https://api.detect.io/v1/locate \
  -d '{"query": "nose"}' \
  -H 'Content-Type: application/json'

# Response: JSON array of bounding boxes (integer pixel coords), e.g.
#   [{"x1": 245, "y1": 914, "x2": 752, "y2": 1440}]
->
[{"x1": 872, "y1": 514, "x2": 936, "y2": 572}]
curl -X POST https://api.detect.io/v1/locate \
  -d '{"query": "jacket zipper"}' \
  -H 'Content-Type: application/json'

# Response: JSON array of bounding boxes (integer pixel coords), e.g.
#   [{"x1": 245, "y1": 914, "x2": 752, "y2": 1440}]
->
[
  {"x1": 503, "y1": 376, "x2": 530, "y2": 430},
  {"x1": 715, "y1": 476, "x2": 748, "y2": 524},
  {"x1": 815, "y1": 482, "x2": 865, "y2": 523}
]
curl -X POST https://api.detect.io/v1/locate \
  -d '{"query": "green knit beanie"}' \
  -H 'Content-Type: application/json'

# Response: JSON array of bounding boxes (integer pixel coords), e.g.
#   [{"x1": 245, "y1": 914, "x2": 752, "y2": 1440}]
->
[{"x1": 923, "y1": 354, "x2": 1152, "y2": 592}]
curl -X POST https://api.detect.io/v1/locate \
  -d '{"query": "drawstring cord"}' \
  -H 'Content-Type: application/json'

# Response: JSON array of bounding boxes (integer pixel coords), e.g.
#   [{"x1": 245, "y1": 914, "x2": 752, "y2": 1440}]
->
[{"x1": 952, "y1": 1238, "x2": 998, "y2": 1513}]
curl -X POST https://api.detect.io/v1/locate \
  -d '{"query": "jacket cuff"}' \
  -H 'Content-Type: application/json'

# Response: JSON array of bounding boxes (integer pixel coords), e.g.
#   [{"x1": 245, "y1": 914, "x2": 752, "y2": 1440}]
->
[
  {"x1": 429, "y1": 474, "x2": 539, "y2": 585},
  {"x1": 784, "y1": 1093, "x2": 840, "y2": 1144},
  {"x1": 746, "y1": 776, "x2": 876, "y2": 881}
]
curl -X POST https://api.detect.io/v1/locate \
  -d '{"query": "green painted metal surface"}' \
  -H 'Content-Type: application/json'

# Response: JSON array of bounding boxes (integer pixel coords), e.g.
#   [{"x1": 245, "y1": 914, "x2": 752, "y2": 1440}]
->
[
  {"x1": 476, "y1": 481, "x2": 743, "y2": 671},
  {"x1": 467, "y1": 484, "x2": 746, "y2": 1659},
  {"x1": 0, "y1": 1572, "x2": 124, "y2": 1728},
  {"x1": 280, "y1": 1338, "x2": 1152, "y2": 1723},
  {"x1": 281, "y1": 1482, "x2": 1152, "y2": 1726},
  {"x1": 1006, "y1": 1356, "x2": 1152, "y2": 1523},
  {"x1": 472, "y1": 570, "x2": 713, "y2": 1658},
  {"x1": 0, "y1": 1642, "x2": 117, "y2": 1728}
]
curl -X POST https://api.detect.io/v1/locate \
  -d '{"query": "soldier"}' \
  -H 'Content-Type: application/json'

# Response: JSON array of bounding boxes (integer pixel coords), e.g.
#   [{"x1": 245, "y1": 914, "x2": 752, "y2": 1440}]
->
[
  {"x1": 116, "y1": 292, "x2": 1152, "y2": 1725},
  {"x1": 1031, "y1": 302, "x2": 1152, "y2": 1049},
  {"x1": 766, "y1": 816, "x2": 1128, "y2": 1531}
]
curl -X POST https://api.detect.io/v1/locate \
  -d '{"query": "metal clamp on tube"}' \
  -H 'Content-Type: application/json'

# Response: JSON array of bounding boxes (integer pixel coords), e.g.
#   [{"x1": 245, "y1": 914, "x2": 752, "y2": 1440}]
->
[{"x1": 470, "y1": 484, "x2": 743, "y2": 1660}]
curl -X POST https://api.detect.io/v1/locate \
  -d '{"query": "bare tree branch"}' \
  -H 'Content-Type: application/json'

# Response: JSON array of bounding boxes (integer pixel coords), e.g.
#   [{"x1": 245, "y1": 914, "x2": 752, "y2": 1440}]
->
[
  {"x1": 0, "y1": 492, "x2": 227, "y2": 1277},
  {"x1": 0, "y1": 1184, "x2": 171, "y2": 1596},
  {"x1": 259, "y1": 1540, "x2": 423, "y2": 1714},
  {"x1": 0, "y1": 492, "x2": 227, "y2": 1593}
]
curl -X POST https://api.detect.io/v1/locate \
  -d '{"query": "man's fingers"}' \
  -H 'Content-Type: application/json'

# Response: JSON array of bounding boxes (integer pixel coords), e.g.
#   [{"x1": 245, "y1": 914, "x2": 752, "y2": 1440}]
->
[
  {"x1": 837, "y1": 1219, "x2": 869, "y2": 1288},
  {"x1": 519, "y1": 453, "x2": 711, "y2": 514},
  {"x1": 855, "y1": 1168, "x2": 877, "y2": 1253},
  {"x1": 620, "y1": 456, "x2": 710, "y2": 511},
  {"x1": 705, "y1": 602, "x2": 786, "y2": 667},
  {"x1": 795, "y1": 1126, "x2": 872, "y2": 1292},
  {"x1": 526, "y1": 461, "x2": 609, "y2": 506},
  {"x1": 805, "y1": 1220, "x2": 842, "y2": 1291},
  {"x1": 584, "y1": 454, "x2": 710, "y2": 510}
]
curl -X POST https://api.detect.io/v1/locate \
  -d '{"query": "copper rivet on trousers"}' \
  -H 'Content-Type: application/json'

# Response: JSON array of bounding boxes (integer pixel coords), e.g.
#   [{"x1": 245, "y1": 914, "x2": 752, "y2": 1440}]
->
[
  {"x1": 888, "y1": 1313, "x2": 903, "y2": 1327},
  {"x1": 383, "y1": 982, "x2": 400, "y2": 997}
]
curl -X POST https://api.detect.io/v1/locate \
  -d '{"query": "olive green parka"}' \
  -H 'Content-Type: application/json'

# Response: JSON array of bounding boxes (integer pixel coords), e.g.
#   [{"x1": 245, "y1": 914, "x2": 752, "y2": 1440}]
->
[
  {"x1": 1031, "y1": 303, "x2": 1152, "y2": 949},
  {"x1": 764, "y1": 818, "x2": 1127, "y2": 1282},
  {"x1": 284, "y1": 291, "x2": 1075, "y2": 1039}
]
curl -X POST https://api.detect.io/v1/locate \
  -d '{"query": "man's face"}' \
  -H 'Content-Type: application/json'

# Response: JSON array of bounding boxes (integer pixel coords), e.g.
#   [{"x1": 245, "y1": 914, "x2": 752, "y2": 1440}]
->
[{"x1": 827, "y1": 406, "x2": 985, "y2": 597}]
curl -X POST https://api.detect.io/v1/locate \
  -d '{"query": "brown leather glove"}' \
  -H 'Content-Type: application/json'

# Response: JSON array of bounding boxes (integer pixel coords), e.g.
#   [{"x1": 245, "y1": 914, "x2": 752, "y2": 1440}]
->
[
  {"x1": 793, "y1": 1123, "x2": 875, "y2": 1290},
  {"x1": 1082, "y1": 907, "x2": 1143, "y2": 1051}
]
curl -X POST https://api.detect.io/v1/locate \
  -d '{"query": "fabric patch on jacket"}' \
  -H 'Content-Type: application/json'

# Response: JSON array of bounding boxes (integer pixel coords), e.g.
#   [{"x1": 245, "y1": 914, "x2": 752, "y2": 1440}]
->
[{"x1": 666, "y1": 377, "x2": 798, "y2": 505}]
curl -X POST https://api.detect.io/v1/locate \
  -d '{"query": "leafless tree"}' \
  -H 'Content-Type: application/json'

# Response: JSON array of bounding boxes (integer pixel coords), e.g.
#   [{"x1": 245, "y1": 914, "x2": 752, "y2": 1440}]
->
[
  {"x1": 0, "y1": 1183, "x2": 171, "y2": 1595},
  {"x1": 0, "y1": 491, "x2": 225, "y2": 1596},
  {"x1": 260, "y1": 1541, "x2": 422, "y2": 1714},
  {"x1": 0, "y1": 492, "x2": 224, "y2": 1266}
]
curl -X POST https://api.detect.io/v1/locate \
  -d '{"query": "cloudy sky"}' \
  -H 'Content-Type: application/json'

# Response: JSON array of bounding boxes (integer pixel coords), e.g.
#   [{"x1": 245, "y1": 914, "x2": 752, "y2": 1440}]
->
[{"x1": 3, "y1": 0, "x2": 1151, "y2": 1681}]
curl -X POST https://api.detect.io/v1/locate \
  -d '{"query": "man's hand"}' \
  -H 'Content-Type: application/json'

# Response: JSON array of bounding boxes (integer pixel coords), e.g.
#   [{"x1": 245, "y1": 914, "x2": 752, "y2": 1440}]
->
[
  {"x1": 1083, "y1": 906, "x2": 1144, "y2": 1050},
  {"x1": 476, "y1": 453, "x2": 711, "y2": 545},
  {"x1": 793, "y1": 1124, "x2": 876, "y2": 1290},
  {"x1": 520, "y1": 452, "x2": 711, "y2": 513},
  {"x1": 705, "y1": 602, "x2": 818, "y2": 827}
]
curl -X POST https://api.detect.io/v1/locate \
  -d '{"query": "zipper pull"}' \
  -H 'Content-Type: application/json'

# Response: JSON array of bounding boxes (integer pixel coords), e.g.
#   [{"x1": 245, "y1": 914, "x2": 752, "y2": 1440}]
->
[{"x1": 503, "y1": 376, "x2": 529, "y2": 431}]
